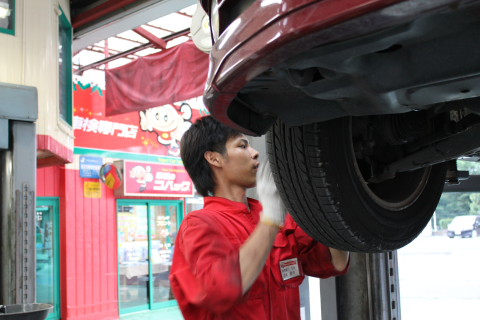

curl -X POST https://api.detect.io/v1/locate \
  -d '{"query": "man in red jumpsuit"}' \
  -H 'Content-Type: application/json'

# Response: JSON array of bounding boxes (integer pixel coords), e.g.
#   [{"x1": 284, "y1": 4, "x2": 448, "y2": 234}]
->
[{"x1": 170, "y1": 116, "x2": 349, "y2": 320}]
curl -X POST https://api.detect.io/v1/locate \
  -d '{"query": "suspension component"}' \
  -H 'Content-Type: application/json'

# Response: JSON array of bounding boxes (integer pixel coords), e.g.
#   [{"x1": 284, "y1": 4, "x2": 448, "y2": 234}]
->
[
  {"x1": 446, "y1": 159, "x2": 469, "y2": 185},
  {"x1": 382, "y1": 112, "x2": 425, "y2": 146}
]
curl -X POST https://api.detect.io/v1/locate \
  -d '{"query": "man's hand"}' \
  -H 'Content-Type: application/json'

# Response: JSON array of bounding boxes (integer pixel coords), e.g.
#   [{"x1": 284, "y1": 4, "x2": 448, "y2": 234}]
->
[
  {"x1": 257, "y1": 161, "x2": 286, "y2": 227},
  {"x1": 329, "y1": 248, "x2": 350, "y2": 272}
]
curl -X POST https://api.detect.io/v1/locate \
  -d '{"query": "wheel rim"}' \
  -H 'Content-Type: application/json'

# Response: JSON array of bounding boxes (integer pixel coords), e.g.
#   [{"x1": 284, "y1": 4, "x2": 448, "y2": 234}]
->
[{"x1": 350, "y1": 118, "x2": 431, "y2": 211}]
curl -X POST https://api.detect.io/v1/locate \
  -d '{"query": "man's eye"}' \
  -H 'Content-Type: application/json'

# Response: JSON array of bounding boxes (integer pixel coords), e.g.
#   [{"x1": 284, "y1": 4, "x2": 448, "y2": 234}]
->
[{"x1": 241, "y1": 144, "x2": 246, "y2": 148}]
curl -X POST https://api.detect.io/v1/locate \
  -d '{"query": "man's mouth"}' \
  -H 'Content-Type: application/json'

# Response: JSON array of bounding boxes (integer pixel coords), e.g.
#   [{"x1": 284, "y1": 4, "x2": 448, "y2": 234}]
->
[{"x1": 254, "y1": 163, "x2": 260, "y2": 170}]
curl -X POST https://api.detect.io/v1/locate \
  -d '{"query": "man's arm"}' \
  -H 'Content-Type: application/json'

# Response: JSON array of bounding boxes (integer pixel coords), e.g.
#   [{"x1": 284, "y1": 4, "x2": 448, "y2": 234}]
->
[
  {"x1": 238, "y1": 161, "x2": 286, "y2": 294},
  {"x1": 329, "y1": 247, "x2": 350, "y2": 272},
  {"x1": 239, "y1": 223, "x2": 279, "y2": 294},
  {"x1": 238, "y1": 224, "x2": 350, "y2": 294}
]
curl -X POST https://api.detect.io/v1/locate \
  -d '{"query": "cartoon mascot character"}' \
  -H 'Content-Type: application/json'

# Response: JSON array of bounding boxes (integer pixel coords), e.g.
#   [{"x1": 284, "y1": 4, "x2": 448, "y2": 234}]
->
[
  {"x1": 139, "y1": 103, "x2": 192, "y2": 156},
  {"x1": 129, "y1": 165, "x2": 154, "y2": 192}
]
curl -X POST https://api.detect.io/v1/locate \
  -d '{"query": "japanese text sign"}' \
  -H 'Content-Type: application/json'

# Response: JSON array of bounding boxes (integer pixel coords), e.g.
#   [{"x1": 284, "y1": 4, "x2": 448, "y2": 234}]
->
[
  {"x1": 79, "y1": 156, "x2": 103, "y2": 178},
  {"x1": 73, "y1": 81, "x2": 207, "y2": 158},
  {"x1": 124, "y1": 160, "x2": 194, "y2": 197},
  {"x1": 84, "y1": 182, "x2": 101, "y2": 198}
]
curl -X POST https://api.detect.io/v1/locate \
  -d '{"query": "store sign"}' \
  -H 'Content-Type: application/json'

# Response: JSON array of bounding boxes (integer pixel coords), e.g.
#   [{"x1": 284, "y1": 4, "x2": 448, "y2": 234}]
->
[
  {"x1": 79, "y1": 156, "x2": 103, "y2": 178},
  {"x1": 73, "y1": 80, "x2": 207, "y2": 158},
  {"x1": 84, "y1": 182, "x2": 101, "y2": 198},
  {"x1": 124, "y1": 160, "x2": 194, "y2": 197}
]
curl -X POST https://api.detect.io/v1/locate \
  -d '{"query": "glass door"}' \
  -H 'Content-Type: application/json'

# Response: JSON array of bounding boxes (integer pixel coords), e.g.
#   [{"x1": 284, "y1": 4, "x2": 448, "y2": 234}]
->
[
  {"x1": 36, "y1": 198, "x2": 60, "y2": 320},
  {"x1": 117, "y1": 204, "x2": 150, "y2": 314},
  {"x1": 117, "y1": 200, "x2": 183, "y2": 315},
  {"x1": 150, "y1": 204, "x2": 179, "y2": 309}
]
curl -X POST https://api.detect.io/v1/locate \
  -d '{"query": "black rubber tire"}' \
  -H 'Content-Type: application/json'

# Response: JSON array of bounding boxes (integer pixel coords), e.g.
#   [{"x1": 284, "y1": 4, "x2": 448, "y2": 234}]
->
[{"x1": 267, "y1": 117, "x2": 448, "y2": 252}]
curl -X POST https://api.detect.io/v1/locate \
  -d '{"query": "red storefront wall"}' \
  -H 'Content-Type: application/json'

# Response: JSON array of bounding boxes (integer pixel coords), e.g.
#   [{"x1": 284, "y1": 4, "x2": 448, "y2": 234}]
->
[
  {"x1": 37, "y1": 166, "x2": 183, "y2": 320},
  {"x1": 38, "y1": 166, "x2": 119, "y2": 320}
]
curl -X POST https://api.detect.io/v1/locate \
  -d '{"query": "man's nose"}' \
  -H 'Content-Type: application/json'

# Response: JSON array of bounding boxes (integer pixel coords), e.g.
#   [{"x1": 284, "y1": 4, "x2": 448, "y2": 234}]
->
[{"x1": 251, "y1": 148, "x2": 259, "y2": 160}]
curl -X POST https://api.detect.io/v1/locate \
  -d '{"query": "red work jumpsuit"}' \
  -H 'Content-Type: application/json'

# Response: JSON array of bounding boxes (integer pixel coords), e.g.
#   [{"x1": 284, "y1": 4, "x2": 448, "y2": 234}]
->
[{"x1": 169, "y1": 197, "x2": 349, "y2": 320}]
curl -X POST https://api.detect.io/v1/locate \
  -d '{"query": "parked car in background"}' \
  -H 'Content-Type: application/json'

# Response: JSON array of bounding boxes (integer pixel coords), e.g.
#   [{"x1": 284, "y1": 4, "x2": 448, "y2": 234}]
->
[
  {"x1": 195, "y1": 0, "x2": 480, "y2": 252},
  {"x1": 447, "y1": 215, "x2": 480, "y2": 238}
]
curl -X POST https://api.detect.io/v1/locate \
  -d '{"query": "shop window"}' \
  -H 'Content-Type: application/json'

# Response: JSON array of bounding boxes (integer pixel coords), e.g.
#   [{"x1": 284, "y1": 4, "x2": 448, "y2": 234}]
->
[
  {"x1": 0, "y1": 0, "x2": 14, "y2": 35},
  {"x1": 117, "y1": 199, "x2": 183, "y2": 315},
  {"x1": 58, "y1": 6, "x2": 72, "y2": 126},
  {"x1": 186, "y1": 189, "x2": 204, "y2": 214},
  {"x1": 36, "y1": 198, "x2": 61, "y2": 320}
]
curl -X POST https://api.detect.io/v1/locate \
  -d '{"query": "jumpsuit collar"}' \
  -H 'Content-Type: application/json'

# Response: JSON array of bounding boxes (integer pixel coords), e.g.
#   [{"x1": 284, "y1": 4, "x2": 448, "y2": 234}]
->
[{"x1": 203, "y1": 196, "x2": 262, "y2": 216}]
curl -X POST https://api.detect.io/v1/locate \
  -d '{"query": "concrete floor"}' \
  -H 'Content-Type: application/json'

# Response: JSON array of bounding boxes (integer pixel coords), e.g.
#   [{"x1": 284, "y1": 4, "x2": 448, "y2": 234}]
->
[
  {"x1": 398, "y1": 233, "x2": 480, "y2": 319},
  {"x1": 120, "y1": 306, "x2": 183, "y2": 320}
]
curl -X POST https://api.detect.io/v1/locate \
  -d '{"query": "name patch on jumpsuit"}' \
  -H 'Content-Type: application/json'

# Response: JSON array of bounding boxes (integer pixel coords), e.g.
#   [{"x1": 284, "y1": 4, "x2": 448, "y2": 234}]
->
[{"x1": 279, "y1": 258, "x2": 301, "y2": 281}]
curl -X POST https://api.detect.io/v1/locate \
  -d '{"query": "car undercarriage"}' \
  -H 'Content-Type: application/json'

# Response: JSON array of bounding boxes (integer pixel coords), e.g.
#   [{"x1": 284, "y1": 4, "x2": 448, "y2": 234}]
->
[{"x1": 203, "y1": 0, "x2": 480, "y2": 252}]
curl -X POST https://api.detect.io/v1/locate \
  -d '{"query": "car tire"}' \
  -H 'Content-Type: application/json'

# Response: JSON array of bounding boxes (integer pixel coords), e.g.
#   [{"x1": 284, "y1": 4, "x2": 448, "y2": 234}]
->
[
  {"x1": 448, "y1": 235, "x2": 454, "y2": 239},
  {"x1": 267, "y1": 116, "x2": 448, "y2": 252}
]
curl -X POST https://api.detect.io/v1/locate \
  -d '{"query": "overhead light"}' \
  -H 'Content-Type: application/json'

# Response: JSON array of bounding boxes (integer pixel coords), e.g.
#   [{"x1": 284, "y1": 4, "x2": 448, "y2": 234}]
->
[
  {"x1": 0, "y1": 2, "x2": 11, "y2": 19},
  {"x1": 190, "y1": 1, "x2": 212, "y2": 53}
]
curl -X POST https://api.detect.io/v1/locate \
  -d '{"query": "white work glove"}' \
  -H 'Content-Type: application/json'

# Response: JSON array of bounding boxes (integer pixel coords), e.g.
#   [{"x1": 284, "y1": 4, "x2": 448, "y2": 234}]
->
[{"x1": 256, "y1": 161, "x2": 286, "y2": 227}]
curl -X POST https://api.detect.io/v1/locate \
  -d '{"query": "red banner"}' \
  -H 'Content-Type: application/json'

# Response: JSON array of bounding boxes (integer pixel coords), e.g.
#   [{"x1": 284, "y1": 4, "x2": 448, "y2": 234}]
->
[
  {"x1": 73, "y1": 82, "x2": 208, "y2": 157},
  {"x1": 105, "y1": 40, "x2": 209, "y2": 117},
  {"x1": 124, "y1": 160, "x2": 194, "y2": 197}
]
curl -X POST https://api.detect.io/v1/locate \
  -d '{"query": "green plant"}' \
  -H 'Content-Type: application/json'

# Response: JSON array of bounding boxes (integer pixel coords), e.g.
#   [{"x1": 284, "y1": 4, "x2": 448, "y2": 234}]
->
[{"x1": 438, "y1": 218, "x2": 454, "y2": 230}]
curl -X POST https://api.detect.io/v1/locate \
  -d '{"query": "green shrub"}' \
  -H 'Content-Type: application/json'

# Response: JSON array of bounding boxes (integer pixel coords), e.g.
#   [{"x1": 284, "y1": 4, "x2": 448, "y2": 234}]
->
[{"x1": 439, "y1": 218, "x2": 454, "y2": 230}]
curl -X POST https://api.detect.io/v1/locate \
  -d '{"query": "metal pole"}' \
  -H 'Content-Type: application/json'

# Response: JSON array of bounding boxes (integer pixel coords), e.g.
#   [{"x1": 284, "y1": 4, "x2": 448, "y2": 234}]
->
[
  {"x1": 336, "y1": 252, "x2": 401, "y2": 320},
  {"x1": 0, "y1": 138, "x2": 15, "y2": 305},
  {"x1": 12, "y1": 121, "x2": 37, "y2": 304},
  {"x1": 336, "y1": 253, "x2": 370, "y2": 320},
  {"x1": 0, "y1": 84, "x2": 38, "y2": 304}
]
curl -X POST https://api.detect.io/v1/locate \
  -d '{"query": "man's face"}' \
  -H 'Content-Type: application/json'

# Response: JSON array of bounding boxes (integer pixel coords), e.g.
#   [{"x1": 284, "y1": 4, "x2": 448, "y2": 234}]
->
[{"x1": 221, "y1": 134, "x2": 260, "y2": 188}]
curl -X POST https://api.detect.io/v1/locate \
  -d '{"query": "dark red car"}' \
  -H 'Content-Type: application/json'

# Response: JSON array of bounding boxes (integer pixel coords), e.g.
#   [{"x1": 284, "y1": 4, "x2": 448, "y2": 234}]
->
[{"x1": 199, "y1": 0, "x2": 480, "y2": 252}]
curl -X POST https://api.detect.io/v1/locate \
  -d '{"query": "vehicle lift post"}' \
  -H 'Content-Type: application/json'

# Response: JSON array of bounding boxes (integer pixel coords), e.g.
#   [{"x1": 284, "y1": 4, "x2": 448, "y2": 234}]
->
[
  {"x1": 0, "y1": 83, "x2": 38, "y2": 305},
  {"x1": 324, "y1": 252, "x2": 401, "y2": 320}
]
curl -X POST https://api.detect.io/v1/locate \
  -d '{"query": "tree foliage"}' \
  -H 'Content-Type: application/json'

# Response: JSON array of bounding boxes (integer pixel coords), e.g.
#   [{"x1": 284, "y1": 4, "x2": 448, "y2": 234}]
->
[
  {"x1": 436, "y1": 192, "x2": 471, "y2": 215},
  {"x1": 434, "y1": 160, "x2": 480, "y2": 226}
]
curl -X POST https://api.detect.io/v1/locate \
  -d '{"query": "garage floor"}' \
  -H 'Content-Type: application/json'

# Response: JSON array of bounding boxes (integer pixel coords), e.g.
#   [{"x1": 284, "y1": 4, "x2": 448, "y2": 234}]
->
[
  {"x1": 398, "y1": 234, "x2": 480, "y2": 319},
  {"x1": 120, "y1": 306, "x2": 183, "y2": 320}
]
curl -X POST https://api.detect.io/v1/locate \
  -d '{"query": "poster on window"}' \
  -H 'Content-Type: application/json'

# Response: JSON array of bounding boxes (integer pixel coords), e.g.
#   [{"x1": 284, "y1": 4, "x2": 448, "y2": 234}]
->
[
  {"x1": 0, "y1": 0, "x2": 14, "y2": 34},
  {"x1": 73, "y1": 79, "x2": 208, "y2": 157},
  {"x1": 123, "y1": 160, "x2": 194, "y2": 197}
]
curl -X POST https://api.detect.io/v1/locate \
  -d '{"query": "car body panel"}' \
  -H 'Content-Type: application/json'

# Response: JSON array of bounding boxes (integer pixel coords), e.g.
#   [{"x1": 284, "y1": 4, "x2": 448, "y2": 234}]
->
[
  {"x1": 205, "y1": 0, "x2": 407, "y2": 134},
  {"x1": 204, "y1": 0, "x2": 480, "y2": 135}
]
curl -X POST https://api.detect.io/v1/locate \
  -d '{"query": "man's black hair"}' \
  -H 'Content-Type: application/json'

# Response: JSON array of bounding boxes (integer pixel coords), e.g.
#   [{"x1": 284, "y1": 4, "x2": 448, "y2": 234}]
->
[{"x1": 180, "y1": 116, "x2": 240, "y2": 197}]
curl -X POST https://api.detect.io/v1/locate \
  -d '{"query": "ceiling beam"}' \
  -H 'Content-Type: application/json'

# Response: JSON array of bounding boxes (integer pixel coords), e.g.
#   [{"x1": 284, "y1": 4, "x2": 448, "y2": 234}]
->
[
  {"x1": 73, "y1": 0, "x2": 196, "y2": 52},
  {"x1": 114, "y1": 36, "x2": 147, "y2": 44},
  {"x1": 74, "y1": 63, "x2": 104, "y2": 72},
  {"x1": 75, "y1": 28, "x2": 190, "y2": 75},
  {"x1": 73, "y1": 0, "x2": 140, "y2": 29},
  {"x1": 85, "y1": 48, "x2": 135, "y2": 60},
  {"x1": 133, "y1": 27, "x2": 167, "y2": 49},
  {"x1": 144, "y1": 24, "x2": 174, "y2": 33},
  {"x1": 176, "y1": 11, "x2": 193, "y2": 18},
  {"x1": 92, "y1": 45, "x2": 119, "y2": 53},
  {"x1": 92, "y1": 44, "x2": 141, "y2": 57}
]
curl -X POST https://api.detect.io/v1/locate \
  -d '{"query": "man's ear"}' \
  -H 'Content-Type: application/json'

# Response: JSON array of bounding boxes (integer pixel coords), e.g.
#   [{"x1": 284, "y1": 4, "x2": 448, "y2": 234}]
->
[{"x1": 204, "y1": 151, "x2": 222, "y2": 168}]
